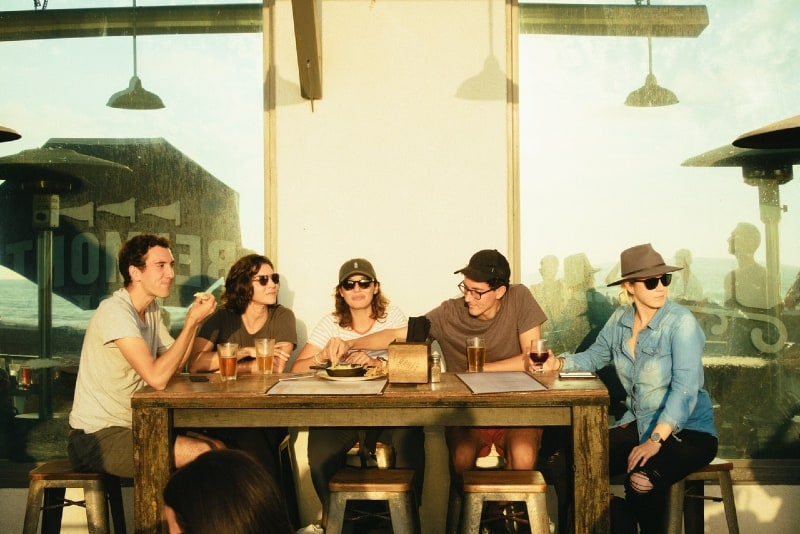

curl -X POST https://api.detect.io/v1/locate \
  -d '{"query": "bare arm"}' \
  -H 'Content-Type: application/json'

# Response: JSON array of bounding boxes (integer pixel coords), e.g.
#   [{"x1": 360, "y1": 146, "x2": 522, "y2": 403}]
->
[
  {"x1": 119, "y1": 297, "x2": 217, "y2": 390},
  {"x1": 291, "y1": 342, "x2": 323, "y2": 373},
  {"x1": 323, "y1": 326, "x2": 409, "y2": 361},
  {"x1": 188, "y1": 336, "x2": 217, "y2": 373},
  {"x1": 484, "y1": 324, "x2": 542, "y2": 373}
]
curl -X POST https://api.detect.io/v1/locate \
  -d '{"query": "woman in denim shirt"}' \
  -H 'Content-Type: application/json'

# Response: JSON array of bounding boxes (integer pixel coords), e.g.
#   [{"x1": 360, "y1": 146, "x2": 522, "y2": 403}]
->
[{"x1": 545, "y1": 243, "x2": 717, "y2": 534}]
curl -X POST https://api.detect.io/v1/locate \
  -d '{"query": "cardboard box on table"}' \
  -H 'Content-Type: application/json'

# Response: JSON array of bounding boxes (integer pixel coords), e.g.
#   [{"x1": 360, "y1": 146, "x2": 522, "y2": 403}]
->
[{"x1": 387, "y1": 339, "x2": 431, "y2": 383}]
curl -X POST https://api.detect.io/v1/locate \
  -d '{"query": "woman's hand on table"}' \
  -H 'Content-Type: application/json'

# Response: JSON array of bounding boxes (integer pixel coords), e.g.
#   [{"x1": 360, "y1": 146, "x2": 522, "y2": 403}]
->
[
  {"x1": 323, "y1": 337, "x2": 352, "y2": 365},
  {"x1": 341, "y1": 350, "x2": 372, "y2": 366},
  {"x1": 541, "y1": 351, "x2": 559, "y2": 372},
  {"x1": 273, "y1": 342, "x2": 293, "y2": 373}
]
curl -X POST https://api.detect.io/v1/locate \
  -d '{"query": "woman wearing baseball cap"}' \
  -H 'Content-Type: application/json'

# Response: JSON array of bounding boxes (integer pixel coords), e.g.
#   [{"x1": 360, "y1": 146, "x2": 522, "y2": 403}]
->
[
  {"x1": 291, "y1": 258, "x2": 424, "y2": 524},
  {"x1": 544, "y1": 243, "x2": 717, "y2": 533}
]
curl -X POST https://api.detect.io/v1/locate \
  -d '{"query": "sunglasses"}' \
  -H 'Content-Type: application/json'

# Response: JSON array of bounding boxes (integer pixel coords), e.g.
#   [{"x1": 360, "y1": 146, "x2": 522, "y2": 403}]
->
[
  {"x1": 635, "y1": 273, "x2": 672, "y2": 290},
  {"x1": 253, "y1": 273, "x2": 280, "y2": 286},
  {"x1": 340, "y1": 278, "x2": 375, "y2": 291}
]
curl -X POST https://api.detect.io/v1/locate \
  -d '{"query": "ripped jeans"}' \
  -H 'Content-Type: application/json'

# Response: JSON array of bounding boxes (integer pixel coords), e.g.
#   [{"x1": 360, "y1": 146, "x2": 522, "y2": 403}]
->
[{"x1": 609, "y1": 424, "x2": 717, "y2": 534}]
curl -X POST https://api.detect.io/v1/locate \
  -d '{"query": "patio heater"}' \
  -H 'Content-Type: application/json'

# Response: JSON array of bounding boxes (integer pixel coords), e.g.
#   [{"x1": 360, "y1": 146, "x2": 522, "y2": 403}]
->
[
  {"x1": 0, "y1": 147, "x2": 131, "y2": 418},
  {"x1": 734, "y1": 114, "x2": 800, "y2": 150}
]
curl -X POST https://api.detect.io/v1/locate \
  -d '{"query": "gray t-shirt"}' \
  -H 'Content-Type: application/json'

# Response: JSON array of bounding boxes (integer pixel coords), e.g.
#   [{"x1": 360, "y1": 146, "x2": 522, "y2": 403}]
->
[{"x1": 69, "y1": 288, "x2": 173, "y2": 433}]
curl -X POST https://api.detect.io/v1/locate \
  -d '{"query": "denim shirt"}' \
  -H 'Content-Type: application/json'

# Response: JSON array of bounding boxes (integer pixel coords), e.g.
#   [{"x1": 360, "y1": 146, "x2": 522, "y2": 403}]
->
[{"x1": 562, "y1": 299, "x2": 717, "y2": 441}]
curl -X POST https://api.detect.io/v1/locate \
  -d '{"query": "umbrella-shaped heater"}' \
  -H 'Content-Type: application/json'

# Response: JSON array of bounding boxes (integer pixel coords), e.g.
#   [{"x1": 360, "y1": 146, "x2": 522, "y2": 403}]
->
[
  {"x1": 682, "y1": 145, "x2": 800, "y2": 312},
  {"x1": 733, "y1": 114, "x2": 800, "y2": 150},
  {"x1": 0, "y1": 147, "x2": 131, "y2": 418},
  {"x1": 0, "y1": 125, "x2": 21, "y2": 143}
]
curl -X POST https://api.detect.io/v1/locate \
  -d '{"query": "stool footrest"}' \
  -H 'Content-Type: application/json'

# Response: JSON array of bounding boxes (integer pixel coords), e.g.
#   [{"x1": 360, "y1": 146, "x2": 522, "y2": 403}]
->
[{"x1": 23, "y1": 459, "x2": 127, "y2": 534}]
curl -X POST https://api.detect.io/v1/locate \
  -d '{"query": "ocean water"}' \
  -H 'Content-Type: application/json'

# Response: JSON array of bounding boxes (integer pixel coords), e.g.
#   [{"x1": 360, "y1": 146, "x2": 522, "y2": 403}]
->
[{"x1": 0, "y1": 278, "x2": 188, "y2": 331}]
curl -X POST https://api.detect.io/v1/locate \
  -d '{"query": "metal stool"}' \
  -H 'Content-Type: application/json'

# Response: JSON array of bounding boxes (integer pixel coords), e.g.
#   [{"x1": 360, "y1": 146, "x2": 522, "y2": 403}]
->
[
  {"x1": 667, "y1": 458, "x2": 739, "y2": 534},
  {"x1": 327, "y1": 468, "x2": 420, "y2": 534},
  {"x1": 460, "y1": 470, "x2": 550, "y2": 534},
  {"x1": 23, "y1": 459, "x2": 127, "y2": 534}
]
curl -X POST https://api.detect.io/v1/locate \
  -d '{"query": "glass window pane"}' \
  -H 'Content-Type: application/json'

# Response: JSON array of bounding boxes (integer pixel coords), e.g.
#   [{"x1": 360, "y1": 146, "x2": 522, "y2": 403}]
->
[
  {"x1": 520, "y1": 1, "x2": 800, "y2": 460},
  {"x1": 0, "y1": 3, "x2": 263, "y2": 371}
]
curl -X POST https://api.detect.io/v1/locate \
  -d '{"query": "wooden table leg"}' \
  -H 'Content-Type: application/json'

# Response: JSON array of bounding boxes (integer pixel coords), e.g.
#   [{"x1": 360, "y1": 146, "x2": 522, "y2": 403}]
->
[
  {"x1": 133, "y1": 406, "x2": 171, "y2": 533},
  {"x1": 572, "y1": 404, "x2": 610, "y2": 534}
]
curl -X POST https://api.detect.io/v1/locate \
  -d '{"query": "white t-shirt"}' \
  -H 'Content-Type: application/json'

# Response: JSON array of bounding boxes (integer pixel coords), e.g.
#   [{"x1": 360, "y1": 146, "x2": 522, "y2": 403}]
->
[
  {"x1": 69, "y1": 288, "x2": 173, "y2": 433},
  {"x1": 307, "y1": 305, "x2": 407, "y2": 360}
]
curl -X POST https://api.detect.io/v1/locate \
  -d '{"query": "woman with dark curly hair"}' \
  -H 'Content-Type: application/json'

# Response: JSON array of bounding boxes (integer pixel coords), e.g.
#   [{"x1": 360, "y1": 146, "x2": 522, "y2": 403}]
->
[
  {"x1": 189, "y1": 253, "x2": 296, "y2": 375},
  {"x1": 163, "y1": 449, "x2": 294, "y2": 534},
  {"x1": 185, "y1": 253, "x2": 298, "y2": 518}
]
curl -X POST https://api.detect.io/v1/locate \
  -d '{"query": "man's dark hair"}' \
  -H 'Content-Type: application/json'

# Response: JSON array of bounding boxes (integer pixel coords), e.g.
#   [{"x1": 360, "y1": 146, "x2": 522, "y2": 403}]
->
[{"x1": 118, "y1": 234, "x2": 171, "y2": 287}]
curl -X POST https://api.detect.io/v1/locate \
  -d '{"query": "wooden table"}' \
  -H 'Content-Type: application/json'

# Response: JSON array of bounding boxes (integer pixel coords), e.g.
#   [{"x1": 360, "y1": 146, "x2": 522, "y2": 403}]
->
[{"x1": 132, "y1": 372, "x2": 610, "y2": 533}]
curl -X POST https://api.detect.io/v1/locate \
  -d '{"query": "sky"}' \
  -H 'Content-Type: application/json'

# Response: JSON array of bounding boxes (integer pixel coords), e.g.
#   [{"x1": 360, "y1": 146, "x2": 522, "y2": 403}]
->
[
  {"x1": 2, "y1": 0, "x2": 799, "y2": 288},
  {"x1": 0, "y1": 0, "x2": 265, "y2": 254},
  {"x1": 518, "y1": 0, "x2": 800, "y2": 283}
]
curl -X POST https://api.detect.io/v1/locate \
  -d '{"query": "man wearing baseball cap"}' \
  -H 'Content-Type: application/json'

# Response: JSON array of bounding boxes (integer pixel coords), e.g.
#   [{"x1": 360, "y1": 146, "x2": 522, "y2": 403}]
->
[{"x1": 324, "y1": 249, "x2": 549, "y2": 523}]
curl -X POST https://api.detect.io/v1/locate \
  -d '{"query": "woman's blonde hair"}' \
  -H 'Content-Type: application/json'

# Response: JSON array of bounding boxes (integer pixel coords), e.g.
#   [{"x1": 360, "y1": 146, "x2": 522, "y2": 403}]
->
[{"x1": 617, "y1": 282, "x2": 635, "y2": 306}]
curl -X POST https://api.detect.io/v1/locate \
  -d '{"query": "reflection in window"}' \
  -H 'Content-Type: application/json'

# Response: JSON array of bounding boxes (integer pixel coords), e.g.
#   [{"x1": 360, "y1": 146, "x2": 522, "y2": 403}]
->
[
  {"x1": 520, "y1": 1, "x2": 800, "y2": 460},
  {"x1": 0, "y1": 4, "x2": 263, "y2": 426}
]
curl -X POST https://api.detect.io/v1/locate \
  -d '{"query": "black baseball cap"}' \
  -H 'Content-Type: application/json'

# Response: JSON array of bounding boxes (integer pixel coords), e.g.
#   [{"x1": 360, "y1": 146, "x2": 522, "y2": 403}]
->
[{"x1": 454, "y1": 249, "x2": 510, "y2": 284}]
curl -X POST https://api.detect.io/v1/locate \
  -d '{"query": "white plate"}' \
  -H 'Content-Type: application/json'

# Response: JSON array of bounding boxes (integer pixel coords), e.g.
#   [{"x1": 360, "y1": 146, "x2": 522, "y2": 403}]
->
[{"x1": 316, "y1": 372, "x2": 386, "y2": 382}]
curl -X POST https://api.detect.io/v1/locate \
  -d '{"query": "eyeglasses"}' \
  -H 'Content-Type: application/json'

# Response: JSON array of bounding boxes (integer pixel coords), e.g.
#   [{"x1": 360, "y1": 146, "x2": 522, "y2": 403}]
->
[
  {"x1": 340, "y1": 278, "x2": 375, "y2": 291},
  {"x1": 635, "y1": 273, "x2": 672, "y2": 290},
  {"x1": 458, "y1": 282, "x2": 495, "y2": 300},
  {"x1": 253, "y1": 273, "x2": 280, "y2": 286}
]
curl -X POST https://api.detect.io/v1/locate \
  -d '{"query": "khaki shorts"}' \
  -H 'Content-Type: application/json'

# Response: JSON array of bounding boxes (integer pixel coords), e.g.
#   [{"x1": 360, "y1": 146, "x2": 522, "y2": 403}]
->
[{"x1": 67, "y1": 426, "x2": 134, "y2": 478}]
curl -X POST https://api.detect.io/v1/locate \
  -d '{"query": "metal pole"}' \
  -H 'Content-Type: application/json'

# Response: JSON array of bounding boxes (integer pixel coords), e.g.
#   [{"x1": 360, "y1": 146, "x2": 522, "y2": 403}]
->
[{"x1": 37, "y1": 227, "x2": 53, "y2": 419}]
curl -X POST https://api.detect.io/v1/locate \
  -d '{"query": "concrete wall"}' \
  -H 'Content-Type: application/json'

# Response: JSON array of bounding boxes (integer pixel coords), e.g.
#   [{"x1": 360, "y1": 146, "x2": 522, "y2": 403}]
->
[{"x1": 272, "y1": 1, "x2": 509, "y2": 527}]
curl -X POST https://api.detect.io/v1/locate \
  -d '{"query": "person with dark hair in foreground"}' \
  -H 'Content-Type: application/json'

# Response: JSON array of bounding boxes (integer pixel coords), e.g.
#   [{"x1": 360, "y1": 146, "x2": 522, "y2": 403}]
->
[{"x1": 163, "y1": 449, "x2": 294, "y2": 534}]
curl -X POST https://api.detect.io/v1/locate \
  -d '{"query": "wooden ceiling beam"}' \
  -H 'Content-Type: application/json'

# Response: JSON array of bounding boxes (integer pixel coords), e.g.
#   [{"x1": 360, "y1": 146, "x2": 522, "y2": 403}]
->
[{"x1": 520, "y1": 4, "x2": 709, "y2": 38}]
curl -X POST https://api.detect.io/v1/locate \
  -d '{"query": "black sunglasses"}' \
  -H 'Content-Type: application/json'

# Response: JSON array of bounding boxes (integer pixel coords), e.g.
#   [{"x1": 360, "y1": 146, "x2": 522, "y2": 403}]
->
[
  {"x1": 340, "y1": 278, "x2": 375, "y2": 291},
  {"x1": 253, "y1": 273, "x2": 280, "y2": 286},
  {"x1": 636, "y1": 273, "x2": 672, "y2": 290}
]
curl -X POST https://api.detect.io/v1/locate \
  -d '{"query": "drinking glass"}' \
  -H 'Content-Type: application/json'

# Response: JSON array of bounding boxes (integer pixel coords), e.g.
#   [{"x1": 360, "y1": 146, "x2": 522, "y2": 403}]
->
[
  {"x1": 218, "y1": 342, "x2": 239, "y2": 381},
  {"x1": 254, "y1": 338, "x2": 276, "y2": 375},
  {"x1": 466, "y1": 336, "x2": 486, "y2": 372},
  {"x1": 529, "y1": 339, "x2": 548, "y2": 373}
]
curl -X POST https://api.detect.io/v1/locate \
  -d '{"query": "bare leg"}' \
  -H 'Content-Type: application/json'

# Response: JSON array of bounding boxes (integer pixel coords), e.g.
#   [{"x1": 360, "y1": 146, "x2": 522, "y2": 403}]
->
[
  {"x1": 503, "y1": 427, "x2": 542, "y2": 470},
  {"x1": 174, "y1": 433, "x2": 226, "y2": 468}
]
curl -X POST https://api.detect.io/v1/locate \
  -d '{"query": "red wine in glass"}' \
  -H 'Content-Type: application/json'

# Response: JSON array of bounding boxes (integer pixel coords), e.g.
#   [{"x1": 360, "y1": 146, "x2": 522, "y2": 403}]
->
[{"x1": 529, "y1": 339, "x2": 548, "y2": 373}]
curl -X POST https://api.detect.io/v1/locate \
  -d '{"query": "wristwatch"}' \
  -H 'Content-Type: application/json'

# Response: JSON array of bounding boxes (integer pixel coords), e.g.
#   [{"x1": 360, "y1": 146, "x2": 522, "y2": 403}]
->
[{"x1": 650, "y1": 432, "x2": 666, "y2": 445}]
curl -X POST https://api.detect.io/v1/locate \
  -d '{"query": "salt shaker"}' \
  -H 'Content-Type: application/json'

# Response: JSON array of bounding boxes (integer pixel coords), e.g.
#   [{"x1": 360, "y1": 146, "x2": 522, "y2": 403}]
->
[{"x1": 430, "y1": 351, "x2": 442, "y2": 383}]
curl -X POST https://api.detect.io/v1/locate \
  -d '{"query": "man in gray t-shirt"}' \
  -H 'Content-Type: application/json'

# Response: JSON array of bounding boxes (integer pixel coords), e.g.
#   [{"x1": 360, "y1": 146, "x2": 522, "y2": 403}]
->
[{"x1": 68, "y1": 234, "x2": 218, "y2": 478}]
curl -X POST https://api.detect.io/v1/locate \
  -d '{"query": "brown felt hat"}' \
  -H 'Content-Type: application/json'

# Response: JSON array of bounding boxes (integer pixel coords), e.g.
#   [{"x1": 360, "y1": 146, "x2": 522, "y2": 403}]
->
[{"x1": 607, "y1": 243, "x2": 682, "y2": 287}]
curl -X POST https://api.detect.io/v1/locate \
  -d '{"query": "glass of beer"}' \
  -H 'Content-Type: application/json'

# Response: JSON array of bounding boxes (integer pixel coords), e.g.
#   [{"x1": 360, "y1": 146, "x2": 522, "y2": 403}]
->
[
  {"x1": 254, "y1": 338, "x2": 276, "y2": 375},
  {"x1": 218, "y1": 342, "x2": 239, "y2": 381},
  {"x1": 529, "y1": 339, "x2": 548, "y2": 373},
  {"x1": 466, "y1": 336, "x2": 486, "y2": 372}
]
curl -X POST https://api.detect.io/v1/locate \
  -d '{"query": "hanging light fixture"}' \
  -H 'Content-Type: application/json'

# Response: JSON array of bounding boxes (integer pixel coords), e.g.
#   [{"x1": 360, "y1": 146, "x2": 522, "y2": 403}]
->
[
  {"x1": 625, "y1": 36, "x2": 678, "y2": 107},
  {"x1": 625, "y1": 1, "x2": 678, "y2": 107},
  {"x1": 107, "y1": 0, "x2": 165, "y2": 110}
]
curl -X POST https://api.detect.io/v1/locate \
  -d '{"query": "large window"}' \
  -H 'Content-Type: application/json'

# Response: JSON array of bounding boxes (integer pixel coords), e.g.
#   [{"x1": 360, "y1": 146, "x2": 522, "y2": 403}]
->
[
  {"x1": 0, "y1": 1, "x2": 263, "y2": 425},
  {"x1": 520, "y1": 0, "x2": 800, "y2": 460}
]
